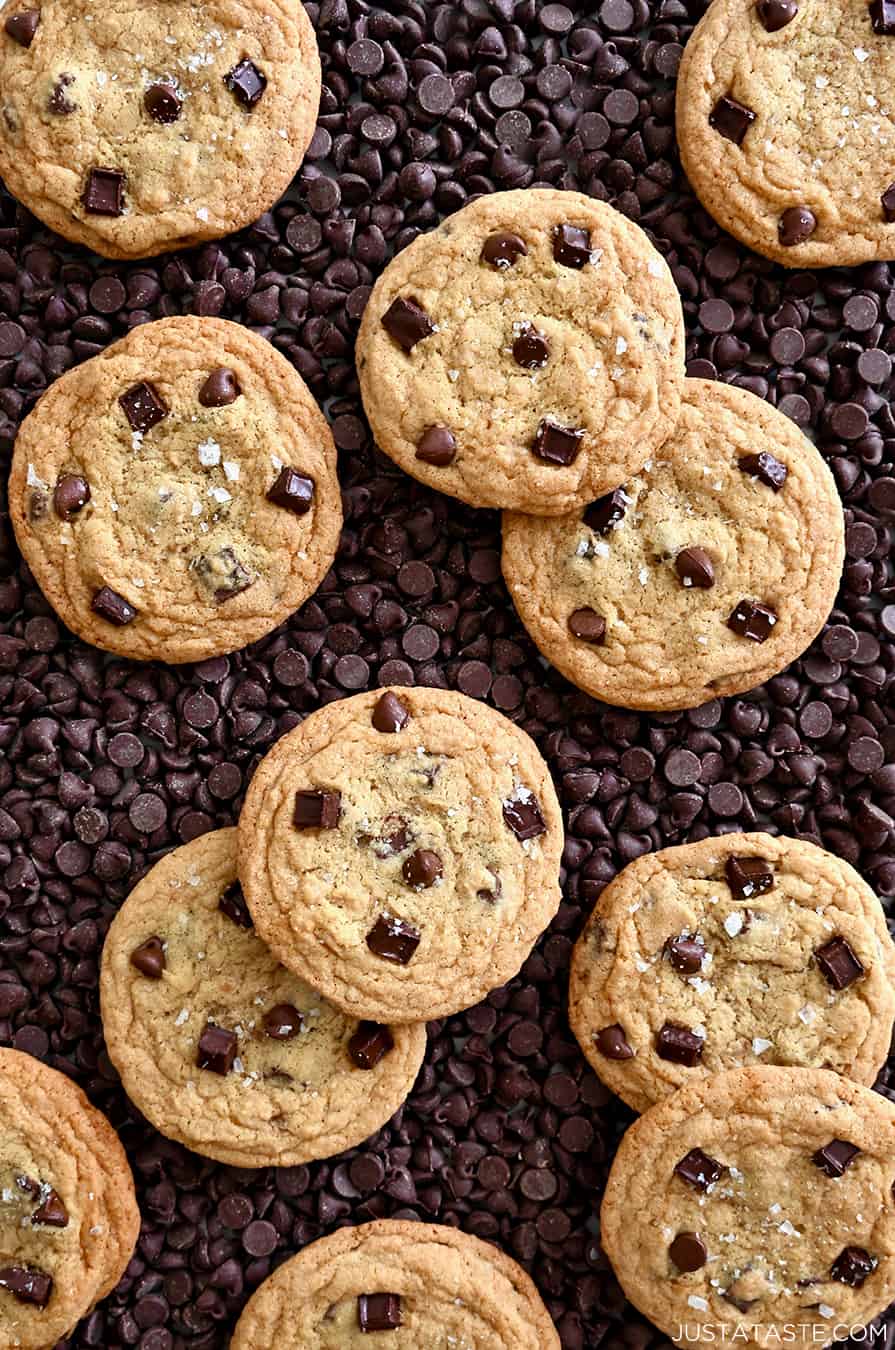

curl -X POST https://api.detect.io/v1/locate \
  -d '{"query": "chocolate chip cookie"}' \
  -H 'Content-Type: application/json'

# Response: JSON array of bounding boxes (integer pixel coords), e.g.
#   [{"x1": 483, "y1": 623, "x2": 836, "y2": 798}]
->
[
  {"x1": 502, "y1": 378, "x2": 845, "y2": 711},
  {"x1": 238, "y1": 688, "x2": 564, "y2": 1023},
  {"x1": 602, "y1": 1066, "x2": 895, "y2": 1347},
  {"x1": 100, "y1": 829, "x2": 426, "y2": 1169},
  {"x1": 0, "y1": 0, "x2": 320, "y2": 259},
  {"x1": 677, "y1": 0, "x2": 895, "y2": 267},
  {"x1": 230, "y1": 1219, "x2": 560, "y2": 1348},
  {"x1": 569, "y1": 832, "x2": 895, "y2": 1115},
  {"x1": 0, "y1": 1047, "x2": 139, "y2": 1348},
  {"x1": 10, "y1": 316, "x2": 342, "y2": 663},
  {"x1": 356, "y1": 188, "x2": 685, "y2": 515}
]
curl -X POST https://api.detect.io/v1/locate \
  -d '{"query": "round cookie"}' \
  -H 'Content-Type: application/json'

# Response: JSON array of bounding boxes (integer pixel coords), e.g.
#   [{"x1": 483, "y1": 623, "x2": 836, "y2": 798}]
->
[
  {"x1": 502, "y1": 378, "x2": 845, "y2": 711},
  {"x1": 677, "y1": 0, "x2": 895, "y2": 268},
  {"x1": 356, "y1": 188, "x2": 685, "y2": 515},
  {"x1": 0, "y1": 0, "x2": 321, "y2": 259},
  {"x1": 230, "y1": 1219, "x2": 560, "y2": 1348},
  {"x1": 601, "y1": 1066, "x2": 895, "y2": 1348},
  {"x1": 10, "y1": 316, "x2": 342, "y2": 664},
  {"x1": 569, "y1": 832, "x2": 895, "y2": 1115},
  {"x1": 100, "y1": 829, "x2": 426, "y2": 1169},
  {"x1": 0, "y1": 1048, "x2": 139, "y2": 1349},
  {"x1": 238, "y1": 687, "x2": 564, "y2": 1023}
]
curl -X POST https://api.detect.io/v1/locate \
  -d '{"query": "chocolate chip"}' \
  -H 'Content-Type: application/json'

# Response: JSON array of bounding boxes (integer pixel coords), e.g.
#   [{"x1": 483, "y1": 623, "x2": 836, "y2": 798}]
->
[
  {"x1": 815, "y1": 936, "x2": 865, "y2": 990},
  {"x1": 882, "y1": 184, "x2": 895, "y2": 223},
  {"x1": 263, "y1": 1004, "x2": 303, "y2": 1040},
  {"x1": 709, "y1": 95, "x2": 756, "y2": 145},
  {"x1": 83, "y1": 168, "x2": 126, "y2": 217},
  {"x1": 739, "y1": 452, "x2": 787, "y2": 490},
  {"x1": 670, "y1": 1232, "x2": 707, "y2": 1273},
  {"x1": 130, "y1": 936, "x2": 166, "y2": 979},
  {"x1": 0, "y1": 1266, "x2": 52, "y2": 1308},
  {"x1": 199, "y1": 367, "x2": 241, "y2": 407},
  {"x1": 225, "y1": 59, "x2": 267, "y2": 108},
  {"x1": 584, "y1": 489, "x2": 628, "y2": 533},
  {"x1": 366, "y1": 915, "x2": 420, "y2": 965},
  {"x1": 513, "y1": 324, "x2": 550, "y2": 369},
  {"x1": 594, "y1": 1024, "x2": 634, "y2": 1060},
  {"x1": 756, "y1": 0, "x2": 798, "y2": 28},
  {"x1": 568, "y1": 607, "x2": 606, "y2": 644},
  {"x1": 532, "y1": 419, "x2": 584, "y2": 466},
  {"x1": 813, "y1": 1140, "x2": 860, "y2": 1178},
  {"x1": 665, "y1": 934, "x2": 705, "y2": 974},
  {"x1": 267, "y1": 467, "x2": 315, "y2": 515},
  {"x1": 402, "y1": 848, "x2": 443, "y2": 889},
  {"x1": 293, "y1": 790, "x2": 342, "y2": 830},
  {"x1": 481, "y1": 233, "x2": 527, "y2": 268},
  {"x1": 144, "y1": 82, "x2": 182, "y2": 124},
  {"x1": 503, "y1": 792, "x2": 546, "y2": 841},
  {"x1": 656, "y1": 1023, "x2": 704, "y2": 1065},
  {"x1": 4, "y1": 9, "x2": 39, "y2": 46},
  {"x1": 778, "y1": 206, "x2": 816, "y2": 247},
  {"x1": 381, "y1": 297, "x2": 435, "y2": 351},
  {"x1": 727, "y1": 600, "x2": 778, "y2": 642},
  {"x1": 725, "y1": 855, "x2": 774, "y2": 900},
  {"x1": 676, "y1": 547, "x2": 715, "y2": 589},
  {"x1": 674, "y1": 1148, "x2": 724, "y2": 1191},
  {"x1": 348, "y1": 1021, "x2": 394, "y2": 1069},
  {"x1": 48, "y1": 72, "x2": 75, "y2": 114},
  {"x1": 194, "y1": 547, "x2": 255, "y2": 605},
  {"x1": 358, "y1": 1292, "x2": 402, "y2": 1332},
  {"x1": 218, "y1": 881, "x2": 252, "y2": 929},
  {"x1": 91, "y1": 587, "x2": 137, "y2": 626},
  {"x1": 415, "y1": 425, "x2": 457, "y2": 466},
  {"x1": 831, "y1": 1247, "x2": 877, "y2": 1287},
  {"x1": 53, "y1": 474, "x2": 90, "y2": 521},
  {"x1": 197, "y1": 1023, "x2": 238, "y2": 1075},
  {"x1": 119, "y1": 381, "x2": 168, "y2": 434},
  {"x1": 553, "y1": 223, "x2": 592, "y2": 268},
  {"x1": 372, "y1": 691, "x2": 410, "y2": 733},
  {"x1": 32, "y1": 1188, "x2": 68, "y2": 1228}
]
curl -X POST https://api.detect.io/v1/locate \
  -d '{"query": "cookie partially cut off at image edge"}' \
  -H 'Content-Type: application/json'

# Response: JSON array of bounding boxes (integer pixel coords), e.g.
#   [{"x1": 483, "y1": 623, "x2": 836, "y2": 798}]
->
[
  {"x1": 502, "y1": 378, "x2": 845, "y2": 711},
  {"x1": 229, "y1": 1219, "x2": 561, "y2": 1348}
]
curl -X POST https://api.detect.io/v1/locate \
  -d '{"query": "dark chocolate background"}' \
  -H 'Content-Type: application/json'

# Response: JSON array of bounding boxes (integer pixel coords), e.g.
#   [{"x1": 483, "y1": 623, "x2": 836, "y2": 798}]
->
[{"x1": 0, "y1": 1, "x2": 894, "y2": 1345}]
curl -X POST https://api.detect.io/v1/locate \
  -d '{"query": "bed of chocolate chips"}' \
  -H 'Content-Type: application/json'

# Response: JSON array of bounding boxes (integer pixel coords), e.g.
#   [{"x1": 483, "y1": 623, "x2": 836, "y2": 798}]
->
[{"x1": 0, "y1": 1, "x2": 894, "y2": 1346}]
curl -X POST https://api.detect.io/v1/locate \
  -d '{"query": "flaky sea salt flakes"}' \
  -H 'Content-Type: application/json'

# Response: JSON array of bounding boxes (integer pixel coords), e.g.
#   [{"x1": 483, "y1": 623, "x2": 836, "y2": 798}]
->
[
  {"x1": 196, "y1": 206, "x2": 210, "y2": 222},
  {"x1": 687, "y1": 1295, "x2": 708, "y2": 1311},
  {"x1": 779, "y1": 1220, "x2": 800, "y2": 1237},
  {"x1": 818, "y1": 1306, "x2": 835, "y2": 1319},
  {"x1": 209, "y1": 486, "x2": 231, "y2": 504},
  {"x1": 615, "y1": 336, "x2": 628, "y2": 355},
  {"x1": 26, "y1": 464, "x2": 46, "y2": 489},
  {"x1": 648, "y1": 258, "x2": 664, "y2": 276},
  {"x1": 752, "y1": 1037, "x2": 773, "y2": 1055},
  {"x1": 175, "y1": 1008, "x2": 189, "y2": 1026},
  {"x1": 223, "y1": 460, "x2": 240, "y2": 481},
  {"x1": 855, "y1": 46, "x2": 870, "y2": 61},
  {"x1": 797, "y1": 1004, "x2": 816, "y2": 1025},
  {"x1": 724, "y1": 912, "x2": 744, "y2": 937}
]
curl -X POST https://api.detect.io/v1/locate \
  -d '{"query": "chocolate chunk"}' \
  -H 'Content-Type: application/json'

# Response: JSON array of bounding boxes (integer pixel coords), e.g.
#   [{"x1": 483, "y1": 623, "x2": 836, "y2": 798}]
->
[
  {"x1": 778, "y1": 205, "x2": 816, "y2": 247},
  {"x1": 53, "y1": 474, "x2": 90, "y2": 521},
  {"x1": 584, "y1": 488, "x2": 628, "y2": 534},
  {"x1": 267, "y1": 467, "x2": 315, "y2": 516},
  {"x1": 218, "y1": 881, "x2": 253, "y2": 929},
  {"x1": 119, "y1": 381, "x2": 168, "y2": 433},
  {"x1": 194, "y1": 547, "x2": 254, "y2": 604},
  {"x1": 813, "y1": 1140, "x2": 860, "y2": 1178},
  {"x1": 28, "y1": 490, "x2": 46, "y2": 522},
  {"x1": 553, "y1": 223, "x2": 592, "y2": 268},
  {"x1": 372, "y1": 691, "x2": 410, "y2": 733},
  {"x1": 293, "y1": 790, "x2": 342, "y2": 830},
  {"x1": 4, "y1": 9, "x2": 39, "y2": 46},
  {"x1": 532, "y1": 419, "x2": 584, "y2": 466},
  {"x1": 416, "y1": 425, "x2": 457, "y2": 466},
  {"x1": 381, "y1": 297, "x2": 435, "y2": 351},
  {"x1": 144, "y1": 82, "x2": 182, "y2": 124},
  {"x1": 665, "y1": 934, "x2": 705, "y2": 974},
  {"x1": 263, "y1": 1004, "x2": 303, "y2": 1040},
  {"x1": 709, "y1": 95, "x2": 756, "y2": 145},
  {"x1": 675, "y1": 547, "x2": 715, "y2": 589},
  {"x1": 481, "y1": 233, "x2": 528, "y2": 268},
  {"x1": 92, "y1": 587, "x2": 137, "y2": 626},
  {"x1": 871, "y1": 0, "x2": 895, "y2": 33},
  {"x1": 199, "y1": 367, "x2": 241, "y2": 407},
  {"x1": 568, "y1": 607, "x2": 606, "y2": 644},
  {"x1": 368, "y1": 819, "x2": 410, "y2": 858},
  {"x1": 513, "y1": 324, "x2": 550, "y2": 369},
  {"x1": 739, "y1": 452, "x2": 787, "y2": 490},
  {"x1": 674, "y1": 1148, "x2": 724, "y2": 1191},
  {"x1": 348, "y1": 1021, "x2": 395, "y2": 1069},
  {"x1": 503, "y1": 792, "x2": 546, "y2": 841},
  {"x1": 0, "y1": 1265, "x2": 52, "y2": 1308},
  {"x1": 32, "y1": 1188, "x2": 68, "y2": 1228},
  {"x1": 882, "y1": 183, "x2": 895, "y2": 223},
  {"x1": 756, "y1": 0, "x2": 798, "y2": 29},
  {"x1": 366, "y1": 915, "x2": 421, "y2": 965},
  {"x1": 815, "y1": 936, "x2": 865, "y2": 990},
  {"x1": 83, "y1": 168, "x2": 126, "y2": 217},
  {"x1": 669, "y1": 1232, "x2": 707, "y2": 1273},
  {"x1": 831, "y1": 1247, "x2": 877, "y2": 1287},
  {"x1": 727, "y1": 600, "x2": 778, "y2": 642},
  {"x1": 197, "y1": 1023, "x2": 238, "y2": 1075},
  {"x1": 15, "y1": 1175, "x2": 38, "y2": 1197},
  {"x1": 656, "y1": 1022, "x2": 704, "y2": 1065},
  {"x1": 402, "y1": 848, "x2": 443, "y2": 889},
  {"x1": 725, "y1": 855, "x2": 774, "y2": 900},
  {"x1": 225, "y1": 58, "x2": 267, "y2": 108},
  {"x1": 130, "y1": 936, "x2": 166, "y2": 978},
  {"x1": 358, "y1": 1292, "x2": 402, "y2": 1332},
  {"x1": 48, "y1": 73, "x2": 76, "y2": 114},
  {"x1": 594, "y1": 1023, "x2": 634, "y2": 1060},
  {"x1": 477, "y1": 869, "x2": 503, "y2": 904}
]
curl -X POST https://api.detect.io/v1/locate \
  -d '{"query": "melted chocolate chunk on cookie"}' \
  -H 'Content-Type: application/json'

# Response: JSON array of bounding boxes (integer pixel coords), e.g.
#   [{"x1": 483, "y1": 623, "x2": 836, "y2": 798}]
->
[
  {"x1": 477, "y1": 869, "x2": 502, "y2": 903},
  {"x1": 144, "y1": 81, "x2": 182, "y2": 124},
  {"x1": 756, "y1": 0, "x2": 798, "y2": 29},
  {"x1": 676, "y1": 547, "x2": 715, "y2": 589},
  {"x1": 416, "y1": 425, "x2": 457, "y2": 466},
  {"x1": 267, "y1": 466, "x2": 315, "y2": 515},
  {"x1": 813, "y1": 1140, "x2": 860, "y2": 1178},
  {"x1": 709, "y1": 95, "x2": 756, "y2": 145},
  {"x1": 0, "y1": 1265, "x2": 52, "y2": 1308},
  {"x1": 48, "y1": 73, "x2": 76, "y2": 114},
  {"x1": 726, "y1": 854, "x2": 774, "y2": 900},
  {"x1": 674, "y1": 1148, "x2": 724, "y2": 1191},
  {"x1": 32, "y1": 1187, "x2": 68, "y2": 1228},
  {"x1": 402, "y1": 848, "x2": 443, "y2": 889},
  {"x1": 568, "y1": 607, "x2": 606, "y2": 644},
  {"x1": 481, "y1": 232, "x2": 528, "y2": 268},
  {"x1": 199, "y1": 367, "x2": 241, "y2": 407},
  {"x1": 665, "y1": 934, "x2": 706, "y2": 974},
  {"x1": 882, "y1": 184, "x2": 895, "y2": 223},
  {"x1": 513, "y1": 324, "x2": 550, "y2": 369},
  {"x1": 197, "y1": 1023, "x2": 238, "y2": 1075},
  {"x1": 130, "y1": 935, "x2": 166, "y2": 978},
  {"x1": 53, "y1": 473, "x2": 90, "y2": 520},
  {"x1": 656, "y1": 1022, "x2": 704, "y2": 1065},
  {"x1": 381, "y1": 297, "x2": 435, "y2": 351},
  {"x1": 727, "y1": 599, "x2": 777, "y2": 642},
  {"x1": 92, "y1": 586, "x2": 137, "y2": 626},
  {"x1": 584, "y1": 488, "x2": 628, "y2": 534},
  {"x1": 348, "y1": 1021, "x2": 395, "y2": 1069},
  {"x1": 83, "y1": 167, "x2": 126, "y2": 217},
  {"x1": 225, "y1": 58, "x2": 267, "y2": 108},
  {"x1": 503, "y1": 791, "x2": 546, "y2": 841},
  {"x1": 669, "y1": 1232, "x2": 707, "y2": 1273},
  {"x1": 366, "y1": 915, "x2": 421, "y2": 965},
  {"x1": 294, "y1": 790, "x2": 342, "y2": 830},
  {"x1": 358, "y1": 1292, "x2": 402, "y2": 1332},
  {"x1": 532, "y1": 418, "x2": 584, "y2": 466},
  {"x1": 4, "y1": 9, "x2": 39, "y2": 46},
  {"x1": 815, "y1": 935, "x2": 865, "y2": 989},
  {"x1": 832, "y1": 1247, "x2": 877, "y2": 1287},
  {"x1": 365, "y1": 818, "x2": 410, "y2": 858},
  {"x1": 372, "y1": 690, "x2": 410, "y2": 733},
  {"x1": 218, "y1": 881, "x2": 253, "y2": 929},
  {"x1": 553, "y1": 222, "x2": 592, "y2": 268},
  {"x1": 595, "y1": 1023, "x2": 634, "y2": 1060},
  {"x1": 194, "y1": 547, "x2": 255, "y2": 604},
  {"x1": 28, "y1": 489, "x2": 46, "y2": 521},
  {"x1": 263, "y1": 1004, "x2": 303, "y2": 1040},
  {"x1": 778, "y1": 205, "x2": 817, "y2": 247},
  {"x1": 119, "y1": 380, "x2": 168, "y2": 433},
  {"x1": 739, "y1": 451, "x2": 788, "y2": 490}
]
